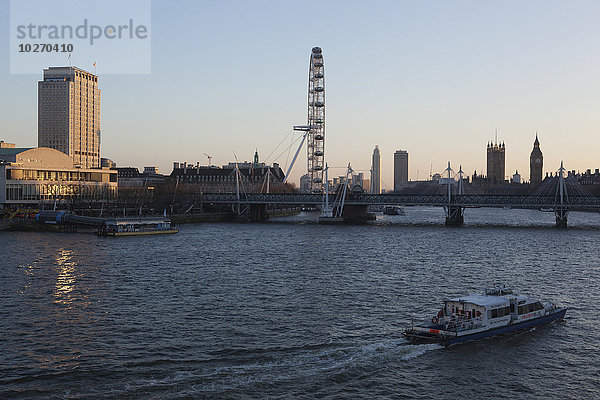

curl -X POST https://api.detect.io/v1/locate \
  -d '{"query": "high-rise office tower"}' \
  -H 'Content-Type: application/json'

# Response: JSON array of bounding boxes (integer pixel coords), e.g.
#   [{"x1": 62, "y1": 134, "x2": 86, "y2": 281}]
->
[
  {"x1": 530, "y1": 134, "x2": 543, "y2": 186},
  {"x1": 38, "y1": 66, "x2": 101, "y2": 168},
  {"x1": 394, "y1": 149, "x2": 408, "y2": 191},
  {"x1": 486, "y1": 140, "x2": 505, "y2": 185},
  {"x1": 371, "y1": 145, "x2": 381, "y2": 194}
]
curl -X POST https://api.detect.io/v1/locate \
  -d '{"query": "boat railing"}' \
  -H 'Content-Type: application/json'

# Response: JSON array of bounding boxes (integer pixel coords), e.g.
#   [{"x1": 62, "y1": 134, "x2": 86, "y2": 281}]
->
[
  {"x1": 441, "y1": 315, "x2": 485, "y2": 333},
  {"x1": 544, "y1": 302, "x2": 557, "y2": 314}
]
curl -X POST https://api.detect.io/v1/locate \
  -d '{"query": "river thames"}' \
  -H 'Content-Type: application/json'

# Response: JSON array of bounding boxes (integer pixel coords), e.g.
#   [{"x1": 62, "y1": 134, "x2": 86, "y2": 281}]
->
[{"x1": 1, "y1": 208, "x2": 599, "y2": 399}]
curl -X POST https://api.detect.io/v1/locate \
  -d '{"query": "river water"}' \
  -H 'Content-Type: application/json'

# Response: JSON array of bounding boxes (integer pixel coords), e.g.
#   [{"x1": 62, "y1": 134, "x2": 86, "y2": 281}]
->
[{"x1": 1, "y1": 208, "x2": 599, "y2": 399}]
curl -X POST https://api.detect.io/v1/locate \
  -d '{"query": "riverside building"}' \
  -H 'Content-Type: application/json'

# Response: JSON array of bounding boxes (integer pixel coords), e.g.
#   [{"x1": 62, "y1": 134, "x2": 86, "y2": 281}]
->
[
  {"x1": 0, "y1": 146, "x2": 116, "y2": 209},
  {"x1": 371, "y1": 145, "x2": 381, "y2": 194},
  {"x1": 487, "y1": 140, "x2": 506, "y2": 185},
  {"x1": 393, "y1": 149, "x2": 409, "y2": 190},
  {"x1": 38, "y1": 66, "x2": 101, "y2": 169},
  {"x1": 169, "y1": 161, "x2": 285, "y2": 193}
]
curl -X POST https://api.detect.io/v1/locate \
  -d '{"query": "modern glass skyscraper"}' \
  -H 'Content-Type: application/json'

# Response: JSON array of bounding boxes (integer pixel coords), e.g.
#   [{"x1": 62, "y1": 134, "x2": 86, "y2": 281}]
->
[
  {"x1": 38, "y1": 66, "x2": 101, "y2": 168},
  {"x1": 371, "y1": 145, "x2": 381, "y2": 194}
]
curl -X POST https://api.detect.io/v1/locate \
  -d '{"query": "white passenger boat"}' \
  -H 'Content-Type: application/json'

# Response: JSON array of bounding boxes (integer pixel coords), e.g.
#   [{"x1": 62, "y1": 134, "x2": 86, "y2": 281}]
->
[
  {"x1": 99, "y1": 217, "x2": 178, "y2": 236},
  {"x1": 404, "y1": 285, "x2": 567, "y2": 346}
]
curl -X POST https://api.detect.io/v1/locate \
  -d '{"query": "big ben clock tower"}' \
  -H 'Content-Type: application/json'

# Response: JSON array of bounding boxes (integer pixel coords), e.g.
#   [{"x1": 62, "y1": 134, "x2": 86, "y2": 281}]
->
[{"x1": 530, "y1": 134, "x2": 543, "y2": 186}]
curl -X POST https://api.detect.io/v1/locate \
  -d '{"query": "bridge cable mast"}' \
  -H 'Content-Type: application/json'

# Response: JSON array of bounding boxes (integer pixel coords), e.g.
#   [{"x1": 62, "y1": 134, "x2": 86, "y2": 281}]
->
[
  {"x1": 235, "y1": 162, "x2": 241, "y2": 215},
  {"x1": 266, "y1": 166, "x2": 270, "y2": 194},
  {"x1": 442, "y1": 162, "x2": 465, "y2": 226},
  {"x1": 283, "y1": 126, "x2": 309, "y2": 184},
  {"x1": 458, "y1": 165, "x2": 464, "y2": 195},
  {"x1": 232, "y1": 158, "x2": 250, "y2": 216},
  {"x1": 555, "y1": 161, "x2": 568, "y2": 227},
  {"x1": 321, "y1": 164, "x2": 332, "y2": 215}
]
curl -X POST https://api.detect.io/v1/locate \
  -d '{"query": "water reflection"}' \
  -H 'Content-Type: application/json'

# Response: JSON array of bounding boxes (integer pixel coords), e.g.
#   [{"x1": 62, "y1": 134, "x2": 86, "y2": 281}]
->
[
  {"x1": 54, "y1": 249, "x2": 77, "y2": 305},
  {"x1": 17, "y1": 263, "x2": 37, "y2": 294}
]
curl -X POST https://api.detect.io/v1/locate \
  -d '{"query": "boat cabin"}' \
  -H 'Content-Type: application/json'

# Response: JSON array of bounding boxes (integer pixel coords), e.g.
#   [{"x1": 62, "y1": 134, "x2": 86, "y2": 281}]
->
[
  {"x1": 444, "y1": 294, "x2": 512, "y2": 328},
  {"x1": 440, "y1": 286, "x2": 548, "y2": 330}
]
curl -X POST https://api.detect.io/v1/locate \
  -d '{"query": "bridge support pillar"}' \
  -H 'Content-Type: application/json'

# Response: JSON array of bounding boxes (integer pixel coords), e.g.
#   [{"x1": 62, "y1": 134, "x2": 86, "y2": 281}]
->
[
  {"x1": 444, "y1": 206, "x2": 464, "y2": 227},
  {"x1": 63, "y1": 223, "x2": 77, "y2": 233},
  {"x1": 342, "y1": 205, "x2": 368, "y2": 224},
  {"x1": 248, "y1": 204, "x2": 268, "y2": 222},
  {"x1": 555, "y1": 207, "x2": 568, "y2": 228}
]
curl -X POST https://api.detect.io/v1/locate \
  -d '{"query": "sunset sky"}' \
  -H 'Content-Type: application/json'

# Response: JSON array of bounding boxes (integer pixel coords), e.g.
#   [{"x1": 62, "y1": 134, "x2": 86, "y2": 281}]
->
[{"x1": 1, "y1": 0, "x2": 599, "y2": 188}]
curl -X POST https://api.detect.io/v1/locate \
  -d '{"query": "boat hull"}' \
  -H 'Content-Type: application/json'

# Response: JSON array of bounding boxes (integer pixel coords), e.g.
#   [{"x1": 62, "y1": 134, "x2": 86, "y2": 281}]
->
[
  {"x1": 108, "y1": 229, "x2": 179, "y2": 237},
  {"x1": 405, "y1": 307, "x2": 567, "y2": 347},
  {"x1": 318, "y1": 216, "x2": 344, "y2": 224}
]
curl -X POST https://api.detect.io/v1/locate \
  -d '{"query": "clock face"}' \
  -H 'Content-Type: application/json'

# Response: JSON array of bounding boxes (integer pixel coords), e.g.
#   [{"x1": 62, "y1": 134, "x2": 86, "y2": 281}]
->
[{"x1": 536, "y1": 158, "x2": 541, "y2": 164}]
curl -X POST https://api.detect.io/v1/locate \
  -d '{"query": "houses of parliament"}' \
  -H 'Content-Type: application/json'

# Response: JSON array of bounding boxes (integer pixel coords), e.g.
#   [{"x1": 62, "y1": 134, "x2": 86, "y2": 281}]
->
[{"x1": 485, "y1": 134, "x2": 543, "y2": 186}]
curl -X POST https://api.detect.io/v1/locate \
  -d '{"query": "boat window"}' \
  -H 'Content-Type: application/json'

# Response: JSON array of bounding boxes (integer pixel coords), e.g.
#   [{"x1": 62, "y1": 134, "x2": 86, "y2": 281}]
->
[
  {"x1": 518, "y1": 302, "x2": 543, "y2": 314},
  {"x1": 488, "y1": 306, "x2": 510, "y2": 319}
]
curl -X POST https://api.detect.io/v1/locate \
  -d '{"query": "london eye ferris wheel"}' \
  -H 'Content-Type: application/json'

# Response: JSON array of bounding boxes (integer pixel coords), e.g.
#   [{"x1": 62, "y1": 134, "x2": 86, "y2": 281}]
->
[{"x1": 306, "y1": 47, "x2": 325, "y2": 192}]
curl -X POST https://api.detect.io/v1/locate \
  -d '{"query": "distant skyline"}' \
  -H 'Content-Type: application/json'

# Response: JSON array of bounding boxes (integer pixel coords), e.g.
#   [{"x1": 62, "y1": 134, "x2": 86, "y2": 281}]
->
[{"x1": 1, "y1": 0, "x2": 599, "y2": 188}]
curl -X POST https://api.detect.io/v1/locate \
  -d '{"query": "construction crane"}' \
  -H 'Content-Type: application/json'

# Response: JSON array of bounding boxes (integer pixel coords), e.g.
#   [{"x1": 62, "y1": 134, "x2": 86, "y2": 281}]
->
[{"x1": 204, "y1": 153, "x2": 213, "y2": 166}]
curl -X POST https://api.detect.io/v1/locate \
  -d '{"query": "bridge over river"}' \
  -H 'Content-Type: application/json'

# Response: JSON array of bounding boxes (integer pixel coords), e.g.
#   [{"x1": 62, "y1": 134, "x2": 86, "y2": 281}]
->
[{"x1": 196, "y1": 166, "x2": 600, "y2": 227}]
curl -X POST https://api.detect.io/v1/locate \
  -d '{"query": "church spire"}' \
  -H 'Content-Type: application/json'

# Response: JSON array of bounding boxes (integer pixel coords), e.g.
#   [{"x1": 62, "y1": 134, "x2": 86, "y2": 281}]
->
[{"x1": 534, "y1": 132, "x2": 540, "y2": 147}]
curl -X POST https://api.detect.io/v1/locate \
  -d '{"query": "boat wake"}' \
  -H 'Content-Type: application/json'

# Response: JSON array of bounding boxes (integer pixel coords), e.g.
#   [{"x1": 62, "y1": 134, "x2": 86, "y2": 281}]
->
[
  {"x1": 191, "y1": 338, "x2": 441, "y2": 392},
  {"x1": 23, "y1": 339, "x2": 442, "y2": 398},
  {"x1": 399, "y1": 343, "x2": 441, "y2": 360}
]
